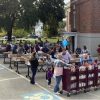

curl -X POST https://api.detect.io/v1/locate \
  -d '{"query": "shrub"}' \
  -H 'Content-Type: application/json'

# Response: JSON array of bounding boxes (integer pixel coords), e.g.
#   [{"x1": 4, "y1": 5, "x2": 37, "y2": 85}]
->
[
  {"x1": 13, "y1": 29, "x2": 29, "y2": 38},
  {"x1": 0, "y1": 28, "x2": 6, "y2": 37}
]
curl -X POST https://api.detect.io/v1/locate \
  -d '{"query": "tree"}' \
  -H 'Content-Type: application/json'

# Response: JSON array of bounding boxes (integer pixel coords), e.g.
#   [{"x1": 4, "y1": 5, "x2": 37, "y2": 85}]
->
[
  {"x1": 38, "y1": 0, "x2": 65, "y2": 36},
  {"x1": 0, "y1": 0, "x2": 20, "y2": 41},
  {"x1": 0, "y1": 0, "x2": 38, "y2": 41},
  {"x1": 17, "y1": 0, "x2": 38, "y2": 32},
  {"x1": 58, "y1": 21, "x2": 66, "y2": 32}
]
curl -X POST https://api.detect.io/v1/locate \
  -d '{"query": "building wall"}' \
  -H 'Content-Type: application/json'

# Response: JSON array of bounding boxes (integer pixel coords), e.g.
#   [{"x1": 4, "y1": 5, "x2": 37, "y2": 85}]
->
[
  {"x1": 77, "y1": 33, "x2": 100, "y2": 56},
  {"x1": 71, "y1": 0, "x2": 100, "y2": 33},
  {"x1": 69, "y1": 0, "x2": 100, "y2": 56},
  {"x1": 65, "y1": 2, "x2": 71, "y2": 32},
  {"x1": 77, "y1": 0, "x2": 92, "y2": 33},
  {"x1": 91, "y1": 0, "x2": 100, "y2": 33}
]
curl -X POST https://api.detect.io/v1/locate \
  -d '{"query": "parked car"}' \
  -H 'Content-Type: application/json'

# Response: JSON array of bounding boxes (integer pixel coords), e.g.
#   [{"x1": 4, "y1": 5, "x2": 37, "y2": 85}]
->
[
  {"x1": 3, "y1": 35, "x2": 16, "y2": 40},
  {"x1": 28, "y1": 34, "x2": 38, "y2": 39}
]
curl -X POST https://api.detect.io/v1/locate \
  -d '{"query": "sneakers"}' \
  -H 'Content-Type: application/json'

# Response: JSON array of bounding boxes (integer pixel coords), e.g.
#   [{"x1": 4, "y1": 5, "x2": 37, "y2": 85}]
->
[
  {"x1": 54, "y1": 91, "x2": 63, "y2": 95},
  {"x1": 30, "y1": 81, "x2": 35, "y2": 85},
  {"x1": 46, "y1": 80, "x2": 48, "y2": 82},
  {"x1": 54, "y1": 92, "x2": 60, "y2": 95}
]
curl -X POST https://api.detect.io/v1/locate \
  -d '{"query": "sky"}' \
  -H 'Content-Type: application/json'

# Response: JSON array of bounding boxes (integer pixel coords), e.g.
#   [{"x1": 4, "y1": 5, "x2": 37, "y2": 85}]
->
[{"x1": 64, "y1": 0, "x2": 70, "y2": 3}]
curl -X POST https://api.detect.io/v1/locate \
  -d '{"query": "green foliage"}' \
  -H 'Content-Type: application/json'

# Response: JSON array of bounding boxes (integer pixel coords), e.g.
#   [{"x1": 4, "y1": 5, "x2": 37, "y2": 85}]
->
[
  {"x1": 13, "y1": 29, "x2": 28, "y2": 38},
  {"x1": 0, "y1": 0, "x2": 21, "y2": 41},
  {"x1": 48, "y1": 15, "x2": 58, "y2": 36},
  {"x1": 42, "y1": 15, "x2": 61, "y2": 37},
  {"x1": 17, "y1": 0, "x2": 38, "y2": 30},
  {"x1": 0, "y1": 0, "x2": 65, "y2": 39},
  {"x1": 0, "y1": 0, "x2": 38, "y2": 41},
  {"x1": 38, "y1": 0, "x2": 65, "y2": 23},
  {"x1": 0, "y1": 28, "x2": 6, "y2": 37},
  {"x1": 42, "y1": 25, "x2": 49, "y2": 37},
  {"x1": 38, "y1": 0, "x2": 65, "y2": 36},
  {"x1": 58, "y1": 21, "x2": 66, "y2": 32}
]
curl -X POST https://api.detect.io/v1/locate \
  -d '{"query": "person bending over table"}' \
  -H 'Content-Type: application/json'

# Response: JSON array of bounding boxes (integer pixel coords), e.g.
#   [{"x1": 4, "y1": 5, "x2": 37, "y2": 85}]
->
[
  {"x1": 61, "y1": 48, "x2": 72, "y2": 64},
  {"x1": 29, "y1": 52, "x2": 39, "y2": 85}
]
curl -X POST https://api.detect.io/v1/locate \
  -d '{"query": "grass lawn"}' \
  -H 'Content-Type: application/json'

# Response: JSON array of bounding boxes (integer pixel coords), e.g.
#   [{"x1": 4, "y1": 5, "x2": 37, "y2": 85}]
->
[
  {"x1": 41, "y1": 36, "x2": 62, "y2": 43},
  {"x1": 0, "y1": 36, "x2": 62, "y2": 44}
]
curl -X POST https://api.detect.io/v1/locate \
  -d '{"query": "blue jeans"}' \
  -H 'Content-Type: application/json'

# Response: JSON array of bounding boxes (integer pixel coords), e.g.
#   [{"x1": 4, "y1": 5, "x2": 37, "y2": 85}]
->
[
  {"x1": 31, "y1": 67, "x2": 37, "y2": 84},
  {"x1": 48, "y1": 78, "x2": 51, "y2": 85},
  {"x1": 54, "y1": 75, "x2": 62, "y2": 93}
]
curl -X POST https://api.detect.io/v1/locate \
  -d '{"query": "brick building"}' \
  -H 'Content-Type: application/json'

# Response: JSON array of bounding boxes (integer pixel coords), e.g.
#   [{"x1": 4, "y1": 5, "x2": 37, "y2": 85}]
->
[
  {"x1": 67, "y1": 0, "x2": 100, "y2": 55},
  {"x1": 65, "y1": 2, "x2": 71, "y2": 32},
  {"x1": 70, "y1": 0, "x2": 100, "y2": 33}
]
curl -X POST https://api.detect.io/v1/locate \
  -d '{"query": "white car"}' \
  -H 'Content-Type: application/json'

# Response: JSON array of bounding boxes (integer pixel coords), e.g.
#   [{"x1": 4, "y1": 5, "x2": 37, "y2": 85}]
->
[{"x1": 3, "y1": 35, "x2": 16, "y2": 40}]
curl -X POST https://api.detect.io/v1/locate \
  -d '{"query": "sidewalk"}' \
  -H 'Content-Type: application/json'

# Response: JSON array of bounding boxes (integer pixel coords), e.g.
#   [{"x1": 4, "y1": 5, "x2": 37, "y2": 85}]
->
[
  {"x1": 0, "y1": 64, "x2": 63, "y2": 100},
  {"x1": 0, "y1": 57, "x2": 100, "y2": 100}
]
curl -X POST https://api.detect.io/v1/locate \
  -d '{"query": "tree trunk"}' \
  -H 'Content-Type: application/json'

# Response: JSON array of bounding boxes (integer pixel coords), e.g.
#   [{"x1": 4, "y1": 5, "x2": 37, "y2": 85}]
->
[
  {"x1": 7, "y1": 27, "x2": 12, "y2": 42},
  {"x1": 48, "y1": 24, "x2": 58, "y2": 37},
  {"x1": 7, "y1": 14, "x2": 15, "y2": 42}
]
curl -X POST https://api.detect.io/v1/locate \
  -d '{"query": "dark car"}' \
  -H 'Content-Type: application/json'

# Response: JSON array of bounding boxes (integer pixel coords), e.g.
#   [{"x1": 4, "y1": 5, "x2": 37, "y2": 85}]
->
[{"x1": 28, "y1": 34, "x2": 38, "y2": 39}]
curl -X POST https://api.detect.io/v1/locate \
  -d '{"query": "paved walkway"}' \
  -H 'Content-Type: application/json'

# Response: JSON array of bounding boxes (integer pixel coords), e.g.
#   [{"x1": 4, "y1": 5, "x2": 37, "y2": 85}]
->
[
  {"x1": 0, "y1": 64, "x2": 63, "y2": 100},
  {"x1": 1, "y1": 57, "x2": 100, "y2": 100}
]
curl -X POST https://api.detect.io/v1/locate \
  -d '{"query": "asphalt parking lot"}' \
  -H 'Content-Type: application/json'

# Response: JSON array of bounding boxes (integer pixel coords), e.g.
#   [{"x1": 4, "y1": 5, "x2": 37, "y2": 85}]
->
[{"x1": 0, "y1": 57, "x2": 100, "y2": 100}]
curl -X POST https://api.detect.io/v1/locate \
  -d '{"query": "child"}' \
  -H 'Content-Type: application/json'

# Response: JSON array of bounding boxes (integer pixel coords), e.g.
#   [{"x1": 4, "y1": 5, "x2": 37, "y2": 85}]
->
[
  {"x1": 46, "y1": 67, "x2": 53, "y2": 87},
  {"x1": 83, "y1": 61, "x2": 93, "y2": 70},
  {"x1": 92, "y1": 59, "x2": 98, "y2": 67},
  {"x1": 87, "y1": 53, "x2": 93, "y2": 64}
]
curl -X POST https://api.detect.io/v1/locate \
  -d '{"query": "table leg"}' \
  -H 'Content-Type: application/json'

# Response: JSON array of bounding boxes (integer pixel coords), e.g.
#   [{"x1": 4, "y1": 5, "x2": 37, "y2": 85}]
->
[
  {"x1": 16, "y1": 61, "x2": 20, "y2": 74},
  {"x1": 9, "y1": 58, "x2": 12, "y2": 69},
  {"x1": 26, "y1": 65, "x2": 31, "y2": 79},
  {"x1": 3, "y1": 54, "x2": 6, "y2": 64},
  {"x1": 37, "y1": 68, "x2": 40, "y2": 72},
  {"x1": 40, "y1": 65, "x2": 45, "y2": 72}
]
